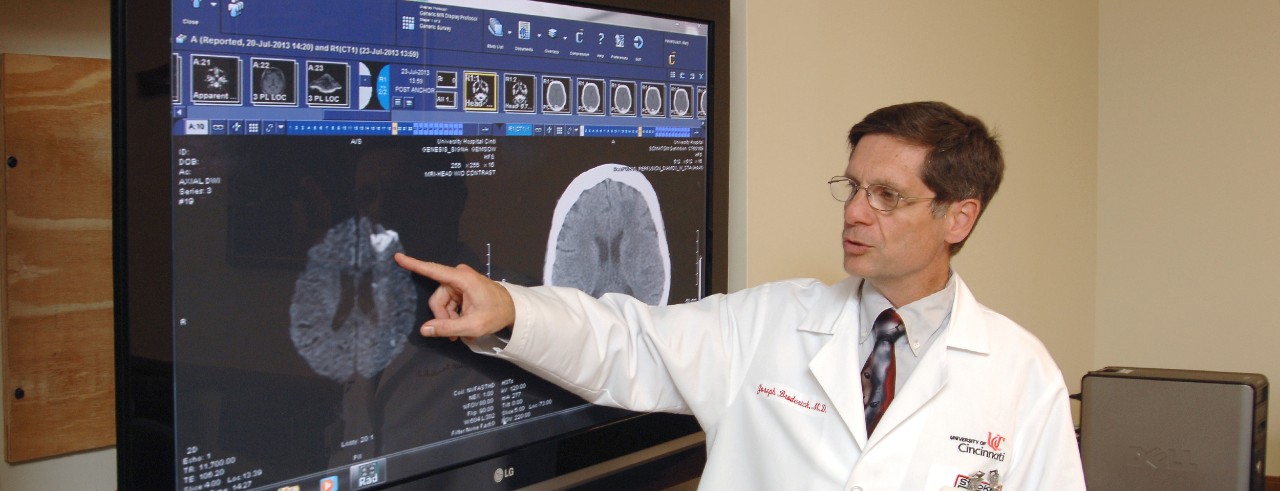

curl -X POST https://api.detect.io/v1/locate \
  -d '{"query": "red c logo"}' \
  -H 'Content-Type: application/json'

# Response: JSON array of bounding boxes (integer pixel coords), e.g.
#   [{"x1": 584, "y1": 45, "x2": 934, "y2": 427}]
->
[{"x1": 987, "y1": 432, "x2": 1006, "y2": 451}]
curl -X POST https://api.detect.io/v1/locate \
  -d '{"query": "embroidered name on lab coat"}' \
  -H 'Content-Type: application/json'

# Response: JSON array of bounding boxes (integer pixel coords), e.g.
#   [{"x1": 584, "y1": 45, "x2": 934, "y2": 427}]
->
[{"x1": 754, "y1": 382, "x2": 828, "y2": 414}]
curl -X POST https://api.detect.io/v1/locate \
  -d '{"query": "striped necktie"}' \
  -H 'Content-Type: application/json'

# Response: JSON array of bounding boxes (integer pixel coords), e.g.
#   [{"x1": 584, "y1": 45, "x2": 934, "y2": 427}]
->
[{"x1": 862, "y1": 307, "x2": 905, "y2": 435}]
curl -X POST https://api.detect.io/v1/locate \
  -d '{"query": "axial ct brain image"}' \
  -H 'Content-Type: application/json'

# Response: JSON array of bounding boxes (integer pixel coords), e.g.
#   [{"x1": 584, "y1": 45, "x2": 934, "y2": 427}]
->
[
  {"x1": 289, "y1": 215, "x2": 417, "y2": 381},
  {"x1": 613, "y1": 84, "x2": 632, "y2": 114},
  {"x1": 546, "y1": 80, "x2": 567, "y2": 112},
  {"x1": 545, "y1": 164, "x2": 670, "y2": 305},
  {"x1": 672, "y1": 87, "x2": 690, "y2": 116}
]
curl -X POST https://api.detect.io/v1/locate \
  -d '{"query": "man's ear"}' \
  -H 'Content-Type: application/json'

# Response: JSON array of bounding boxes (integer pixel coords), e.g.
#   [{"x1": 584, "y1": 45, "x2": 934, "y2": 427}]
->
[{"x1": 944, "y1": 199, "x2": 981, "y2": 246}]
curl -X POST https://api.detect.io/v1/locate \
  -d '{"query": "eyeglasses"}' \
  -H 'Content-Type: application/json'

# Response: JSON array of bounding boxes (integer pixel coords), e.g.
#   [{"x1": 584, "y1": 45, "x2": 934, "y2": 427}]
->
[{"x1": 827, "y1": 176, "x2": 935, "y2": 212}]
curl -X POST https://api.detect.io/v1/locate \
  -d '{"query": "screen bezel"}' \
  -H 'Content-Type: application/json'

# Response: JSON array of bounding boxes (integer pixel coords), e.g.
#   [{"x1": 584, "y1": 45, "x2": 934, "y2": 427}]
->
[{"x1": 111, "y1": 0, "x2": 730, "y2": 488}]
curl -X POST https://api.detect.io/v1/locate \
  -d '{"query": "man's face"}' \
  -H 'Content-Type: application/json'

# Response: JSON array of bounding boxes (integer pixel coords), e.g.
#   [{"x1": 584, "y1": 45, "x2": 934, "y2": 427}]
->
[{"x1": 841, "y1": 134, "x2": 954, "y2": 302}]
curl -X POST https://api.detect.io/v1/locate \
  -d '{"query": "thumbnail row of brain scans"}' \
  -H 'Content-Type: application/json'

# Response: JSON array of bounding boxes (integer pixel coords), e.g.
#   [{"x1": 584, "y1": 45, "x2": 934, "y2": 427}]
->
[
  {"x1": 461, "y1": 71, "x2": 707, "y2": 118},
  {"x1": 182, "y1": 53, "x2": 707, "y2": 118}
]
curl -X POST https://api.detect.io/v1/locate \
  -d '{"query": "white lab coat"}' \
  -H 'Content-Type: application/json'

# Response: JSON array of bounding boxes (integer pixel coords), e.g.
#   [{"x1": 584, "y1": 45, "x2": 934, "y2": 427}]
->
[{"x1": 477, "y1": 274, "x2": 1085, "y2": 490}]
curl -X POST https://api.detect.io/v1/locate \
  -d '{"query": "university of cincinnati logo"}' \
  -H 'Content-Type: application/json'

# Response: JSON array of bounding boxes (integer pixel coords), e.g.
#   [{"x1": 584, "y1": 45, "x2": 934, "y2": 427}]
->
[{"x1": 948, "y1": 432, "x2": 1008, "y2": 462}]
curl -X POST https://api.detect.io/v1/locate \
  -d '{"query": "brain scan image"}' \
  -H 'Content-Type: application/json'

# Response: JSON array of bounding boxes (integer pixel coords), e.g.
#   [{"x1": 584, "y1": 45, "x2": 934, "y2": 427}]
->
[
  {"x1": 289, "y1": 216, "x2": 417, "y2": 382},
  {"x1": 545, "y1": 79, "x2": 568, "y2": 112},
  {"x1": 613, "y1": 84, "x2": 633, "y2": 115},
  {"x1": 204, "y1": 66, "x2": 231, "y2": 91},
  {"x1": 545, "y1": 164, "x2": 671, "y2": 305},
  {"x1": 671, "y1": 87, "x2": 690, "y2": 116},
  {"x1": 503, "y1": 74, "x2": 536, "y2": 112},
  {"x1": 643, "y1": 85, "x2": 663, "y2": 116},
  {"x1": 261, "y1": 67, "x2": 287, "y2": 95},
  {"x1": 580, "y1": 82, "x2": 601, "y2": 113},
  {"x1": 699, "y1": 88, "x2": 708, "y2": 117},
  {"x1": 470, "y1": 78, "x2": 490, "y2": 106},
  {"x1": 510, "y1": 80, "x2": 529, "y2": 106}
]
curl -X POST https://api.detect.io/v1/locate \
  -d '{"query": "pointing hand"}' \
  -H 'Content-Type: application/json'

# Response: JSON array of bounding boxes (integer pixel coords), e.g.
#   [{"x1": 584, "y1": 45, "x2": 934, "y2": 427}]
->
[{"x1": 394, "y1": 253, "x2": 516, "y2": 340}]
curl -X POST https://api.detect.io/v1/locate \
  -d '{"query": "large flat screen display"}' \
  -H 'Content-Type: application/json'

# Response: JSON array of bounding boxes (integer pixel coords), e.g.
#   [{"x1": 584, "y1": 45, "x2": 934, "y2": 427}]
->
[{"x1": 113, "y1": 0, "x2": 729, "y2": 489}]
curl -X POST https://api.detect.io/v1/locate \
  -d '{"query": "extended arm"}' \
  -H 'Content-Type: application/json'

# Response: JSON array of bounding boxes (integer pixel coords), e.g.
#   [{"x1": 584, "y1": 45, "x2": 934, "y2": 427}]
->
[{"x1": 397, "y1": 251, "x2": 747, "y2": 416}]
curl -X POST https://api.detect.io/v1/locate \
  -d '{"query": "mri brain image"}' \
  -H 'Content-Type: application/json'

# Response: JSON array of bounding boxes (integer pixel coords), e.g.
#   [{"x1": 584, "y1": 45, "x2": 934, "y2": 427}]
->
[
  {"x1": 510, "y1": 79, "x2": 529, "y2": 106},
  {"x1": 289, "y1": 216, "x2": 417, "y2": 382},
  {"x1": 545, "y1": 164, "x2": 670, "y2": 305},
  {"x1": 260, "y1": 67, "x2": 287, "y2": 95},
  {"x1": 204, "y1": 66, "x2": 231, "y2": 91},
  {"x1": 470, "y1": 78, "x2": 490, "y2": 106}
]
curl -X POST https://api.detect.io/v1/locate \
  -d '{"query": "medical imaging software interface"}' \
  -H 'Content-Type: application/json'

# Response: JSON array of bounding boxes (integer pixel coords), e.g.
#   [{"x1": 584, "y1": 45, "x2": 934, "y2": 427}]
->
[{"x1": 168, "y1": 1, "x2": 710, "y2": 490}]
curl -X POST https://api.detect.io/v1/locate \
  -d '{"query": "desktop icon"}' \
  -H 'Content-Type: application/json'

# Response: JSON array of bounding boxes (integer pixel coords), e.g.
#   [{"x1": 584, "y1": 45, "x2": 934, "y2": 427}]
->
[
  {"x1": 488, "y1": 18, "x2": 504, "y2": 36},
  {"x1": 320, "y1": 476, "x2": 339, "y2": 491},
  {"x1": 614, "y1": 34, "x2": 626, "y2": 48},
  {"x1": 633, "y1": 35, "x2": 644, "y2": 49},
  {"x1": 548, "y1": 28, "x2": 558, "y2": 39},
  {"x1": 518, "y1": 21, "x2": 531, "y2": 40}
]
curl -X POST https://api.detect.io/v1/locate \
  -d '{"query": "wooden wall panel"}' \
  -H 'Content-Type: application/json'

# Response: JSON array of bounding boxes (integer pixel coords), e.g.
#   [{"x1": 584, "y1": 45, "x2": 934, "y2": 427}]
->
[{"x1": 2, "y1": 53, "x2": 114, "y2": 462}]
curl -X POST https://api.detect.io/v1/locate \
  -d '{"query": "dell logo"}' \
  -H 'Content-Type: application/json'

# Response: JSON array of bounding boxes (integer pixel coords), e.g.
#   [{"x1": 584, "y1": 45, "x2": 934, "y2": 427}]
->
[
  {"x1": 493, "y1": 466, "x2": 515, "y2": 483},
  {"x1": 1128, "y1": 446, "x2": 1198, "y2": 471}
]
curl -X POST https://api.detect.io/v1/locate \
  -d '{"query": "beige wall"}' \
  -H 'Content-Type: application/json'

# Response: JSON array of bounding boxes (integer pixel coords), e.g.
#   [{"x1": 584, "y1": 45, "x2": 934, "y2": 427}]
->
[
  {"x1": 0, "y1": 0, "x2": 111, "y2": 59},
  {"x1": 1098, "y1": 0, "x2": 1280, "y2": 472},
  {"x1": 4, "y1": 0, "x2": 1279, "y2": 487}
]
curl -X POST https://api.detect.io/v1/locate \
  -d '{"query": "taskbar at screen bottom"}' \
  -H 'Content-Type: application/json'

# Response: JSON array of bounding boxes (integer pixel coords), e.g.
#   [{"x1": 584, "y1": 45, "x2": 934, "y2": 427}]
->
[{"x1": 220, "y1": 410, "x2": 701, "y2": 491}]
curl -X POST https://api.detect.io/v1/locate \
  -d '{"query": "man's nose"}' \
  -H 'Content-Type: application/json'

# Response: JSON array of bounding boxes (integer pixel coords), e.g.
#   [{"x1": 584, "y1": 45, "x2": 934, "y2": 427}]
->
[{"x1": 844, "y1": 189, "x2": 875, "y2": 224}]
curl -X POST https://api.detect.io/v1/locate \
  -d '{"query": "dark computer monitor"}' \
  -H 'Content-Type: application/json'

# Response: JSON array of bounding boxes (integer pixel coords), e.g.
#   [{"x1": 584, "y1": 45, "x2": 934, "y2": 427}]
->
[{"x1": 112, "y1": 0, "x2": 729, "y2": 489}]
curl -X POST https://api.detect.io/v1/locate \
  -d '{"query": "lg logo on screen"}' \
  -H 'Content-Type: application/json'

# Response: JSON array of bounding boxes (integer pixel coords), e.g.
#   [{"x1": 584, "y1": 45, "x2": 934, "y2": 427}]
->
[{"x1": 493, "y1": 466, "x2": 516, "y2": 483}]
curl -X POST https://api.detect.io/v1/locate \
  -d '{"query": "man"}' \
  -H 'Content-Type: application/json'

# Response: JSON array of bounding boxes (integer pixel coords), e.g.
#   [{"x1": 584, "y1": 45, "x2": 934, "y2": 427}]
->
[{"x1": 395, "y1": 102, "x2": 1085, "y2": 489}]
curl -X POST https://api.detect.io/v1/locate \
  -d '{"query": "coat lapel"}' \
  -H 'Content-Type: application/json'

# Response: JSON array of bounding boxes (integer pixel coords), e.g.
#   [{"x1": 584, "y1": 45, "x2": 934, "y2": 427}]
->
[
  {"x1": 864, "y1": 338, "x2": 948, "y2": 447},
  {"x1": 804, "y1": 278, "x2": 868, "y2": 449}
]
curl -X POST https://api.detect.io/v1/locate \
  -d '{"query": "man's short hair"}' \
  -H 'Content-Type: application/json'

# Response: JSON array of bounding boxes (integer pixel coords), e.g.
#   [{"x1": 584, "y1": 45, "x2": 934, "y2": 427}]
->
[{"x1": 847, "y1": 101, "x2": 1004, "y2": 255}]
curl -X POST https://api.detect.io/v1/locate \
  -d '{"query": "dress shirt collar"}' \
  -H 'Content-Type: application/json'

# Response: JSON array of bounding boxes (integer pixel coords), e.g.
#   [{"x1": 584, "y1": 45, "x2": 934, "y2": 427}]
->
[{"x1": 857, "y1": 273, "x2": 957, "y2": 356}]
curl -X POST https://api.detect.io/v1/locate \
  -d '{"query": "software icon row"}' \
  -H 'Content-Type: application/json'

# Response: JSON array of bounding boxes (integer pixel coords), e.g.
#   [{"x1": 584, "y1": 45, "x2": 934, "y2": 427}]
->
[{"x1": 181, "y1": 54, "x2": 707, "y2": 119}]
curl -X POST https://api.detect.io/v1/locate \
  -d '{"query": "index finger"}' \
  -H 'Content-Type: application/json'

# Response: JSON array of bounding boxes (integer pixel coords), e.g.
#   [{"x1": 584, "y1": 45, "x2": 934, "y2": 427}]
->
[{"x1": 394, "y1": 253, "x2": 465, "y2": 284}]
